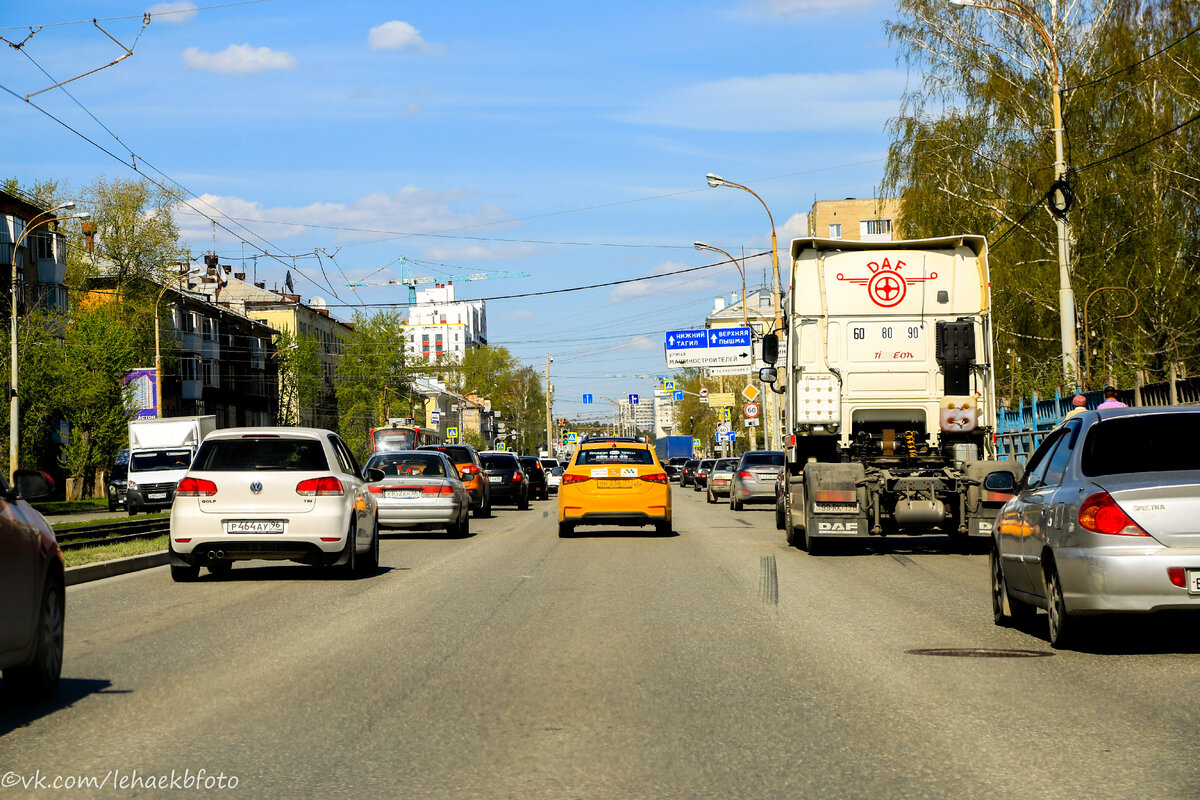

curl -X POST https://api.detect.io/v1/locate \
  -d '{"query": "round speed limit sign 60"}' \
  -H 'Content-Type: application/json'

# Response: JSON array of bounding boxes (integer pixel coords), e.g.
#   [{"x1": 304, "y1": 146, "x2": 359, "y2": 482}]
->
[{"x1": 744, "y1": 402, "x2": 760, "y2": 418}]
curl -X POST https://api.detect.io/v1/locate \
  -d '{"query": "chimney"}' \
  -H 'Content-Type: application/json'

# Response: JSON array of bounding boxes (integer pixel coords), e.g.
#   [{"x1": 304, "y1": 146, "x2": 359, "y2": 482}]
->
[
  {"x1": 255, "y1": 281, "x2": 266, "y2": 289},
  {"x1": 81, "y1": 221, "x2": 97, "y2": 253},
  {"x1": 234, "y1": 272, "x2": 246, "y2": 281},
  {"x1": 713, "y1": 296, "x2": 726, "y2": 314}
]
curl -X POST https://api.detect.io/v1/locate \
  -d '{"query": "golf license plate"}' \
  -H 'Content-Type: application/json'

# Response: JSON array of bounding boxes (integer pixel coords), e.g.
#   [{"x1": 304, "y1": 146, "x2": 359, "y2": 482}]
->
[
  {"x1": 385, "y1": 490, "x2": 421, "y2": 500},
  {"x1": 1188, "y1": 569, "x2": 1200, "y2": 595},
  {"x1": 225, "y1": 520, "x2": 284, "y2": 534}
]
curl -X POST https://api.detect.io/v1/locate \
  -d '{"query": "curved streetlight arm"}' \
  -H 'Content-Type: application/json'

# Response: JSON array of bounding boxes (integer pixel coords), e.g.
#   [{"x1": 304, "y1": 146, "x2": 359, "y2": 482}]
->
[
  {"x1": 694, "y1": 241, "x2": 748, "y2": 329},
  {"x1": 948, "y1": 0, "x2": 1058, "y2": 83}
]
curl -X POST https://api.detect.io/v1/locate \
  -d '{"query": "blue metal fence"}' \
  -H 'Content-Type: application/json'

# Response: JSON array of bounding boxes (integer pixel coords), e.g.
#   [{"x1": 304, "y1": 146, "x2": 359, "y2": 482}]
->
[{"x1": 995, "y1": 377, "x2": 1200, "y2": 463}]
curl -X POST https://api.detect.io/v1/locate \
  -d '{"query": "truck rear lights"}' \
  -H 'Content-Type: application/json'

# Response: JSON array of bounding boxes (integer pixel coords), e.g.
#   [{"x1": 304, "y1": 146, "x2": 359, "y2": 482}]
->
[
  {"x1": 814, "y1": 490, "x2": 855, "y2": 503},
  {"x1": 640, "y1": 473, "x2": 668, "y2": 484},
  {"x1": 561, "y1": 474, "x2": 591, "y2": 484},
  {"x1": 296, "y1": 476, "x2": 345, "y2": 496},
  {"x1": 1167, "y1": 567, "x2": 1187, "y2": 589},
  {"x1": 1078, "y1": 492, "x2": 1148, "y2": 536},
  {"x1": 176, "y1": 477, "x2": 218, "y2": 497}
]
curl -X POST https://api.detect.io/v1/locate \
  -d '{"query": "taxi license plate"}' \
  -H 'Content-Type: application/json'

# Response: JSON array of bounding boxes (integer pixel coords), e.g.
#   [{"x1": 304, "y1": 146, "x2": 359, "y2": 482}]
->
[
  {"x1": 226, "y1": 520, "x2": 284, "y2": 534},
  {"x1": 148, "y1": 492, "x2": 167, "y2": 500},
  {"x1": 385, "y1": 490, "x2": 421, "y2": 500},
  {"x1": 597, "y1": 479, "x2": 631, "y2": 489},
  {"x1": 488, "y1": 476, "x2": 502, "y2": 483},
  {"x1": 1188, "y1": 570, "x2": 1200, "y2": 595}
]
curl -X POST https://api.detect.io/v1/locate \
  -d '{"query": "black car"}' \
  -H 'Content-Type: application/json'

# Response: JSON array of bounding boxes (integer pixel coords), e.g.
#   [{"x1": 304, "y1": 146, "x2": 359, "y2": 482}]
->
[
  {"x1": 480, "y1": 451, "x2": 530, "y2": 509},
  {"x1": 518, "y1": 456, "x2": 549, "y2": 501},
  {"x1": 680, "y1": 459, "x2": 699, "y2": 488},
  {"x1": 663, "y1": 464, "x2": 680, "y2": 482},
  {"x1": 106, "y1": 448, "x2": 129, "y2": 512}
]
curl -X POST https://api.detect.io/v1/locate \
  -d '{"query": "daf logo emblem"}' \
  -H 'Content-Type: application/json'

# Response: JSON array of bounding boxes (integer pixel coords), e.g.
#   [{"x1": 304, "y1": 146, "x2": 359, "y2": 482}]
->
[{"x1": 250, "y1": 481, "x2": 263, "y2": 494}]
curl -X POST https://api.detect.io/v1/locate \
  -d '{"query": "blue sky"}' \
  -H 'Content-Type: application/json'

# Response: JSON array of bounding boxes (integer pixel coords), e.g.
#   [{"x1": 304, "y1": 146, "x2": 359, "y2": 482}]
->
[{"x1": 0, "y1": 0, "x2": 904, "y2": 423}]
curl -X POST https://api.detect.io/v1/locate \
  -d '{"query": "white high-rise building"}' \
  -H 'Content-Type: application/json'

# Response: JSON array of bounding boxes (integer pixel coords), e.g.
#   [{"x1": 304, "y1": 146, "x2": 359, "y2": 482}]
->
[{"x1": 404, "y1": 282, "x2": 487, "y2": 362}]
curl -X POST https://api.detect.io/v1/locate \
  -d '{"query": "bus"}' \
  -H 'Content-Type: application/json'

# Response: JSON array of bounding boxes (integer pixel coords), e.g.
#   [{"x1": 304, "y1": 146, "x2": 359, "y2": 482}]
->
[{"x1": 369, "y1": 423, "x2": 444, "y2": 454}]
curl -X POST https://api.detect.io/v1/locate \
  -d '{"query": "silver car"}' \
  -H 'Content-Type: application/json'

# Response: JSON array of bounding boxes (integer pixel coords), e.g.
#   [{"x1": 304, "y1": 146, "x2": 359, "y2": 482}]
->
[
  {"x1": 729, "y1": 450, "x2": 786, "y2": 511},
  {"x1": 706, "y1": 458, "x2": 738, "y2": 503},
  {"x1": 365, "y1": 450, "x2": 471, "y2": 536},
  {"x1": 990, "y1": 407, "x2": 1200, "y2": 648}
]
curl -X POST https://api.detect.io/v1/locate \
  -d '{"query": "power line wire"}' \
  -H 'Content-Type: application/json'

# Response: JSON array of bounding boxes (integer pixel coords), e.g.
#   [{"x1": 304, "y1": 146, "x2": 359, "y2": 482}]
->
[
  {"x1": 1065, "y1": 23, "x2": 1200, "y2": 93},
  {"x1": 0, "y1": 0, "x2": 272, "y2": 30}
]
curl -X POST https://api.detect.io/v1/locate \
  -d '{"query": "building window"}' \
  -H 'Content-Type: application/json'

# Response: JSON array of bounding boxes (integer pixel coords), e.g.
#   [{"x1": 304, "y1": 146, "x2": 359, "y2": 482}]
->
[
  {"x1": 180, "y1": 356, "x2": 199, "y2": 382},
  {"x1": 828, "y1": 223, "x2": 842, "y2": 239},
  {"x1": 33, "y1": 235, "x2": 53, "y2": 260},
  {"x1": 202, "y1": 360, "x2": 219, "y2": 387},
  {"x1": 863, "y1": 218, "x2": 892, "y2": 236}
]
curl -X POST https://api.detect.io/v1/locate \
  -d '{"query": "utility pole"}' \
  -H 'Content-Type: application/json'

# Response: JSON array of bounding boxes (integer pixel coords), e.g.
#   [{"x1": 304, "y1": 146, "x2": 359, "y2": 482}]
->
[{"x1": 544, "y1": 354, "x2": 553, "y2": 456}]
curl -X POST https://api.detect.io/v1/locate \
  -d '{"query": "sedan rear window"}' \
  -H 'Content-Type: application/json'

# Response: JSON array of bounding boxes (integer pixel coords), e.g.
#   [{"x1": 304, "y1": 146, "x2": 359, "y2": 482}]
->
[
  {"x1": 577, "y1": 448, "x2": 654, "y2": 465},
  {"x1": 192, "y1": 439, "x2": 329, "y2": 471},
  {"x1": 1081, "y1": 415, "x2": 1200, "y2": 476},
  {"x1": 419, "y1": 445, "x2": 473, "y2": 464},
  {"x1": 367, "y1": 452, "x2": 447, "y2": 477},
  {"x1": 741, "y1": 452, "x2": 784, "y2": 467}
]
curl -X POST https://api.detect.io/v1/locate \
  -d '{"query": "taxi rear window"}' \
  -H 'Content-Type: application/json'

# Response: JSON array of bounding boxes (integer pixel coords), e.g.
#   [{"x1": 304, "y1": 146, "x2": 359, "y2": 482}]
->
[{"x1": 578, "y1": 448, "x2": 654, "y2": 465}]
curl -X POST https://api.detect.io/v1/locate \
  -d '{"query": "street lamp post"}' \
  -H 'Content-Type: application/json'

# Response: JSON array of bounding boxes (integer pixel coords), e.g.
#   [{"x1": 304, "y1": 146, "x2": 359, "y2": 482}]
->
[
  {"x1": 705, "y1": 173, "x2": 783, "y2": 449},
  {"x1": 949, "y1": 0, "x2": 1078, "y2": 383},
  {"x1": 694, "y1": 242, "x2": 756, "y2": 450},
  {"x1": 9, "y1": 203, "x2": 89, "y2": 482}
]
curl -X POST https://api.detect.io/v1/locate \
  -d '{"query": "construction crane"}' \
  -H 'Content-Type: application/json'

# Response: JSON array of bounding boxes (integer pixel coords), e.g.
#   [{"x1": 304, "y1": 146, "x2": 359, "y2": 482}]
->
[{"x1": 347, "y1": 258, "x2": 530, "y2": 304}]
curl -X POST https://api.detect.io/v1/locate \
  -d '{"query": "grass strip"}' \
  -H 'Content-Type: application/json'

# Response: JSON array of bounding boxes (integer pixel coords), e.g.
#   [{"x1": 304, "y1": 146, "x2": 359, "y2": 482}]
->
[{"x1": 63, "y1": 534, "x2": 168, "y2": 568}]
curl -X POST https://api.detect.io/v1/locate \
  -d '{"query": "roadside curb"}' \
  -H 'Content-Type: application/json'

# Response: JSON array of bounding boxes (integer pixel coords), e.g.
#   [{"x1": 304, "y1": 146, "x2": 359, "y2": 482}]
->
[{"x1": 66, "y1": 551, "x2": 168, "y2": 586}]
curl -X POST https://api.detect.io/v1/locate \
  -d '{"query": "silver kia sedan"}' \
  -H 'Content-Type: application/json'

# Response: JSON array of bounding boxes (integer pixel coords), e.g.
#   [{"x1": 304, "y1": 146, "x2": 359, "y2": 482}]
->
[
  {"x1": 364, "y1": 450, "x2": 471, "y2": 536},
  {"x1": 729, "y1": 450, "x2": 785, "y2": 511},
  {"x1": 990, "y1": 407, "x2": 1200, "y2": 648}
]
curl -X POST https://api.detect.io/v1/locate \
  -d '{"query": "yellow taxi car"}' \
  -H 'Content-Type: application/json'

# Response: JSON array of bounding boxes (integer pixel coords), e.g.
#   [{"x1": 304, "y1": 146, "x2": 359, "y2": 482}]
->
[{"x1": 557, "y1": 437, "x2": 672, "y2": 536}]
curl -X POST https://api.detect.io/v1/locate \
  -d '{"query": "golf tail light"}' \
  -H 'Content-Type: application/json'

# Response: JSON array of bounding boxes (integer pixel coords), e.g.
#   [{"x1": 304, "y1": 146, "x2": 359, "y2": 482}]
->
[
  {"x1": 296, "y1": 476, "x2": 345, "y2": 496},
  {"x1": 176, "y1": 477, "x2": 217, "y2": 497},
  {"x1": 1078, "y1": 492, "x2": 1148, "y2": 536},
  {"x1": 640, "y1": 472, "x2": 668, "y2": 484},
  {"x1": 562, "y1": 473, "x2": 590, "y2": 484}
]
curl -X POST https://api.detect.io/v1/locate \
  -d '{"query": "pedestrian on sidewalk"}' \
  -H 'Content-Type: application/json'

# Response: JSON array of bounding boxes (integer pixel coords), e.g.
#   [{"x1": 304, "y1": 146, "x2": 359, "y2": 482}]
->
[
  {"x1": 1098, "y1": 386, "x2": 1128, "y2": 409},
  {"x1": 1062, "y1": 394, "x2": 1088, "y2": 421}
]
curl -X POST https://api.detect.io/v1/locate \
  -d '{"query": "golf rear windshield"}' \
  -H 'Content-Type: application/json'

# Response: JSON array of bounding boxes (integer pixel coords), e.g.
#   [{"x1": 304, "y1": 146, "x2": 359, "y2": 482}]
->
[
  {"x1": 192, "y1": 439, "x2": 329, "y2": 471},
  {"x1": 578, "y1": 448, "x2": 654, "y2": 465},
  {"x1": 1081, "y1": 414, "x2": 1200, "y2": 476}
]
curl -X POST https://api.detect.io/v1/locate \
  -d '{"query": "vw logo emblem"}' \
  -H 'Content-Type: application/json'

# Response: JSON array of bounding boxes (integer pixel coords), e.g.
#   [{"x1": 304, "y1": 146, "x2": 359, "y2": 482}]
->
[{"x1": 250, "y1": 481, "x2": 263, "y2": 494}]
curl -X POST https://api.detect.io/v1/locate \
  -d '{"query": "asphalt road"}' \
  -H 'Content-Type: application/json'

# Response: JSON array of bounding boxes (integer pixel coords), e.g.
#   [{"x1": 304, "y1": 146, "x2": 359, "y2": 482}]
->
[{"x1": 3, "y1": 487, "x2": 1199, "y2": 799}]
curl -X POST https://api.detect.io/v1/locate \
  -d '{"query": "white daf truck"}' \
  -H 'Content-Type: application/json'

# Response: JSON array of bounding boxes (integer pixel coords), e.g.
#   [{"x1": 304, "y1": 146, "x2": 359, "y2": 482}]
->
[{"x1": 760, "y1": 235, "x2": 1020, "y2": 553}]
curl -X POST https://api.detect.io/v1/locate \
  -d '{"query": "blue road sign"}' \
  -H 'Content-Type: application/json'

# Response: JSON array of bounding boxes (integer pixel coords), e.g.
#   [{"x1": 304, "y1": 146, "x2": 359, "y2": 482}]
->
[
  {"x1": 672, "y1": 389, "x2": 684, "y2": 402},
  {"x1": 663, "y1": 379, "x2": 676, "y2": 390},
  {"x1": 582, "y1": 393, "x2": 593, "y2": 404},
  {"x1": 665, "y1": 329, "x2": 708, "y2": 350},
  {"x1": 629, "y1": 393, "x2": 639, "y2": 405},
  {"x1": 707, "y1": 327, "x2": 752, "y2": 348}
]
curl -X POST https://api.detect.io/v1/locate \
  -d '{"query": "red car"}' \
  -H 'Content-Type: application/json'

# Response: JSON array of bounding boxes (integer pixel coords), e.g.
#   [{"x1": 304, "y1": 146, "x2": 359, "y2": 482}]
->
[{"x1": 0, "y1": 470, "x2": 62, "y2": 699}]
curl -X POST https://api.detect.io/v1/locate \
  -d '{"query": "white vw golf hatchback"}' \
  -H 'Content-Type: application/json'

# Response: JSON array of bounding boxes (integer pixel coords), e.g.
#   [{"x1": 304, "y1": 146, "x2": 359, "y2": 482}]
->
[{"x1": 168, "y1": 428, "x2": 381, "y2": 581}]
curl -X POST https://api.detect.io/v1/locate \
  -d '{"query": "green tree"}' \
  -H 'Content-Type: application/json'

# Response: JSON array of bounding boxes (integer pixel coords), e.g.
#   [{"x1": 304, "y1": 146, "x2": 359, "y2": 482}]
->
[
  {"x1": 334, "y1": 310, "x2": 412, "y2": 461},
  {"x1": 274, "y1": 329, "x2": 331, "y2": 426},
  {"x1": 71, "y1": 176, "x2": 188, "y2": 289},
  {"x1": 884, "y1": 0, "x2": 1200, "y2": 394}
]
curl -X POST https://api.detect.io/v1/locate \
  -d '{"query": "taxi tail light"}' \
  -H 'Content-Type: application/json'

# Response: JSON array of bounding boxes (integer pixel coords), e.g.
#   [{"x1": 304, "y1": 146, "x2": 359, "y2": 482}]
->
[
  {"x1": 640, "y1": 472, "x2": 668, "y2": 484},
  {"x1": 176, "y1": 477, "x2": 217, "y2": 497},
  {"x1": 814, "y1": 489, "x2": 855, "y2": 503},
  {"x1": 1078, "y1": 492, "x2": 1148, "y2": 536},
  {"x1": 1167, "y1": 567, "x2": 1187, "y2": 589},
  {"x1": 296, "y1": 476, "x2": 345, "y2": 497},
  {"x1": 512, "y1": 471, "x2": 523, "y2": 482},
  {"x1": 562, "y1": 474, "x2": 591, "y2": 484}
]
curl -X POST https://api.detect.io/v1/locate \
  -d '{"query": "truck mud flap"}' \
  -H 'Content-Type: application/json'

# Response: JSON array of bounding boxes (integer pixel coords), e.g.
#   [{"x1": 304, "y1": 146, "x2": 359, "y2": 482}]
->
[
  {"x1": 963, "y1": 460, "x2": 1022, "y2": 538},
  {"x1": 812, "y1": 516, "x2": 866, "y2": 537},
  {"x1": 802, "y1": 462, "x2": 869, "y2": 538}
]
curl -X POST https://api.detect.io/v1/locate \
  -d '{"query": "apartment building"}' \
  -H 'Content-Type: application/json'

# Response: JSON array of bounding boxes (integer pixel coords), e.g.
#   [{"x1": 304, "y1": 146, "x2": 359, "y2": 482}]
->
[
  {"x1": 808, "y1": 197, "x2": 902, "y2": 242},
  {"x1": 403, "y1": 281, "x2": 486, "y2": 362},
  {"x1": 0, "y1": 190, "x2": 71, "y2": 314}
]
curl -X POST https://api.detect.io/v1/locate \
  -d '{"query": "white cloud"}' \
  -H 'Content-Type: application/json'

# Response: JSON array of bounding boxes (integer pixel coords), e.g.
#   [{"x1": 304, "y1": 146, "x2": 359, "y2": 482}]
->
[
  {"x1": 171, "y1": 188, "x2": 511, "y2": 247},
  {"x1": 627, "y1": 336, "x2": 656, "y2": 350},
  {"x1": 608, "y1": 261, "x2": 729, "y2": 301},
  {"x1": 421, "y1": 243, "x2": 540, "y2": 262},
  {"x1": 501, "y1": 310, "x2": 537, "y2": 322},
  {"x1": 622, "y1": 70, "x2": 906, "y2": 132},
  {"x1": 146, "y1": 1, "x2": 197, "y2": 23},
  {"x1": 779, "y1": 212, "x2": 809, "y2": 242},
  {"x1": 368, "y1": 20, "x2": 442, "y2": 53},
  {"x1": 182, "y1": 44, "x2": 297, "y2": 75},
  {"x1": 742, "y1": 0, "x2": 883, "y2": 17}
]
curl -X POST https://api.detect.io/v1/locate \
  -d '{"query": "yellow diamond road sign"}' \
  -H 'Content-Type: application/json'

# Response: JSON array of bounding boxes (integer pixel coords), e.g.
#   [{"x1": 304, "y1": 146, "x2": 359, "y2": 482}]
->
[{"x1": 742, "y1": 384, "x2": 759, "y2": 402}]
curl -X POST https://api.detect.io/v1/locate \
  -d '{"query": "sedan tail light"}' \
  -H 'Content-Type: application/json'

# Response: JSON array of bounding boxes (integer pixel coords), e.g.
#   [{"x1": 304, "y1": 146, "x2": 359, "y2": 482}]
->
[
  {"x1": 738, "y1": 470, "x2": 753, "y2": 480},
  {"x1": 640, "y1": 472, "x2": 668, "y2": 484},
  {"x1": 512, "y1": 471, "x2": 523, "y2": 482},
  {"x1": 176, "y1": 477, "x2": 217, "y2": 497},
  {"x1": 296, "y1": 477, "x2": 345, "y2": 497},
  {"x1": 1078, "y1": 492, "x2": 1149, "y2": 536},
  {"x1": 561, "y1": 473, "x2": 591, "y2": 484}
]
